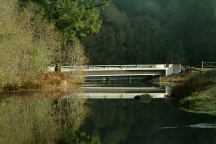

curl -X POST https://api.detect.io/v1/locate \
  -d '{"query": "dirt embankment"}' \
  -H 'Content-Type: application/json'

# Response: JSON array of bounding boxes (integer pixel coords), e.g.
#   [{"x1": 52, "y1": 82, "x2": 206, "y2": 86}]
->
[
  {"x1": 1, "y1": 72, "x2": 84, "y2": 92},
  {"x1": 160, "y1": 70, "x2": 200, "y2": 83}
]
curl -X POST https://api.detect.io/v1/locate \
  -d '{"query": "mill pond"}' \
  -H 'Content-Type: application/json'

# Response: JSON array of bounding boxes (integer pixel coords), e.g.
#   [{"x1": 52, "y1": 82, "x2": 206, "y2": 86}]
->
[
  {"x1": 1, "y1": 78, "x2": 216, "y2": 144},
  {"x1": 1, "y1": 0, "x2": 216, "y2": 143}
]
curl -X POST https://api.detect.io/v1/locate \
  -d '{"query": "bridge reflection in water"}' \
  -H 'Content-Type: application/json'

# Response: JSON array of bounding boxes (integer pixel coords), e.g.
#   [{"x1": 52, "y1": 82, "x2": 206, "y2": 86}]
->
[{"x1": 79, "y1": 86, "x2": 170, "y2": 99}]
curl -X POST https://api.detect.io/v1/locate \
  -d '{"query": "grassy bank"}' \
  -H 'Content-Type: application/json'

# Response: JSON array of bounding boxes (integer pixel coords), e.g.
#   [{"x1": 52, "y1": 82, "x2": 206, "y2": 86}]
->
[
  {"x1": 171, "y1": 70, "x2": 216, "y2": 116},
  {"x1": 179, "y1": 86, "x2": 216, "y2": 116},
  {"x1": 1, "y1": 72, "x2": 84, "y2": 92}
]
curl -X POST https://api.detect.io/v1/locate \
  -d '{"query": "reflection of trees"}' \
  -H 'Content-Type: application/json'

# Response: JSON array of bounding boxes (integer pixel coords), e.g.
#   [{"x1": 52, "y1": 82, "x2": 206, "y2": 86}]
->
[
  {"x1": 0, "y1": 97, "x2": 58, "y2": 144},
  {"x1": 0, "y1": 94, "x2": 88, "y2": 144},
  {"x1": 2, "y1": 97, "x2": 216, "y2": 144},
  {"x1": 57, "y1": 90, "x2": 102, "y2": 144},
  {"x1": 59, "y1": 128, "x2": 101, "y2": 144},
  {"x1": 82, "y1": 100, "x2": 216, "y2": 144}
]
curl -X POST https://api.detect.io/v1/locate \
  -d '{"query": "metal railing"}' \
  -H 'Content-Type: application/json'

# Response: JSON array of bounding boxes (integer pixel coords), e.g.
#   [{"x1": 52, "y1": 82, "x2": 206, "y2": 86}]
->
[
  {"x1": 87, "y1": 65, "x2": 157, "y2": 69},
  {"x1": 61, "y1": 64, "x2": 170, "y2": 70}
]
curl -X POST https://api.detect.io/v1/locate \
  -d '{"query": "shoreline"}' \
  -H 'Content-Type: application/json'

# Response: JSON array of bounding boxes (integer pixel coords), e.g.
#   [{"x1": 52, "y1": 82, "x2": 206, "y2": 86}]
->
[
  {"x1": 168, "y1": 70, "x2": 216, "y2": 116},
  {"x1": 0, "y1": 72, "x2": 83, "y2": 96}
]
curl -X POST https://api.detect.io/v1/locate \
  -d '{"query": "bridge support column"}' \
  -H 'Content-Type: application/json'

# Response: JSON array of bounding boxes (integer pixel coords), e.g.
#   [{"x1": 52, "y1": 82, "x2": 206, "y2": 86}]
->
[
  {"x1": 129, "y1": 76, "x2": 132, "y2": 85},
  {"x1": 106, "y1": 77, "x2": 110, "y2": 84}
]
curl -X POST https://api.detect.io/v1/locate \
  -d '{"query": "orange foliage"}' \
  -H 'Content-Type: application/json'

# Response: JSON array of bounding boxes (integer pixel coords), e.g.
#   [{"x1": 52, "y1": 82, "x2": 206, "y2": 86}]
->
[
  {"x1": 39, "y1": 72, "x2": 78, "y2": 91},
  {"x1": 2, "y1": 72, "x2": 79, "y2": 92}
]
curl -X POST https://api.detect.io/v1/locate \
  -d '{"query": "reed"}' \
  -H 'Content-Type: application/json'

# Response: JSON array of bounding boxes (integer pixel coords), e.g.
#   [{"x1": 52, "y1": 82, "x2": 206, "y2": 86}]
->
[{"x1": 0, "y1": 0, "x2": 60, "y2": 90}]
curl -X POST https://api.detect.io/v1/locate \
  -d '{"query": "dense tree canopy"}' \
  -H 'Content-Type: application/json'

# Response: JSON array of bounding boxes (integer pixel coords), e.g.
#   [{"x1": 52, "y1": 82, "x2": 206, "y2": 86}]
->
[
  {"x1": 82, "y1": 0, "x2": 216, "y2": 66},
  {"x1": 21, "y1": 0, "x2": 110, "y2": 44}
]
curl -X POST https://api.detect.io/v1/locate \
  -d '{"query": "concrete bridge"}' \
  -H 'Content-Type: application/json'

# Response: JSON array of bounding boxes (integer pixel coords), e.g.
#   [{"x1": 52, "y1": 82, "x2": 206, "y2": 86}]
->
[{"x1": 49, "y1": 64, "x2": 183, "y2": 77}]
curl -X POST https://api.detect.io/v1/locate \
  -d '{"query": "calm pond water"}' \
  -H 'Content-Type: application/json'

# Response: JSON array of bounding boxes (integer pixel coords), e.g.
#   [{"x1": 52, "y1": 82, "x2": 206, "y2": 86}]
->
[
  {"x1": 79, "y1": 99, "x2": 216, "y2": 144},
  {"x1": 1, "y1": 79, "x2": 216, "y2": 144}
]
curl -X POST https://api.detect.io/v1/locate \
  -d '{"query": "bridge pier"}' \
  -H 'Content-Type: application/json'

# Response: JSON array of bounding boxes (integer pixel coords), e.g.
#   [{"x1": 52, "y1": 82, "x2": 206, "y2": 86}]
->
[
  {"x1": 152, "y1": 76, "x2": 160, "y2": 82},
  {"x1": 129, "y1": 76, "x2": 132, "y2": 85},
  {"x1": 106, "y1": 77, "x2": 110, "y2": 84},
  {"x1": 105, "y1": 76, "x2": 132, "y2": 85}
]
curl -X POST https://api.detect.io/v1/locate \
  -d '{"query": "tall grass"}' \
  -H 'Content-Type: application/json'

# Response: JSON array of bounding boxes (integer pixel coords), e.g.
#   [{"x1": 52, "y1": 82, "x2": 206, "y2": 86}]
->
[
  {"x1": 62, "y1": 42, "x2": 89, "y2": 83},
  {"x1": 0, "y1": 0, "x2": 60, "y2": 89}
]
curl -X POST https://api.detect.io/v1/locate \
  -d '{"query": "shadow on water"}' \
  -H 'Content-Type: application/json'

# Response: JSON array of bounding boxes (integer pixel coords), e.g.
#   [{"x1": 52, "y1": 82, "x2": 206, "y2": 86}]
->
[
  {"x1": 84, "y1": 76, "x2": 159, "y2": 87},
  {"x1": 58, "y1": 78, "x2": 216, "y2": 144},
  {"x1": 78, "y1": 99, "x2": 216, "y2": 144}
]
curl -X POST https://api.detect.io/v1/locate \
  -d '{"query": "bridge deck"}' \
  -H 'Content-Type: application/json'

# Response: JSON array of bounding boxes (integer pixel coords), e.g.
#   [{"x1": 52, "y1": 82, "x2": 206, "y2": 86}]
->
[
  {"x1": 48, "y1": 64, "x2": 182, "y2": 76},
  {"x1": 84, "y1": 70, "x2": 165, "y2": 76}
]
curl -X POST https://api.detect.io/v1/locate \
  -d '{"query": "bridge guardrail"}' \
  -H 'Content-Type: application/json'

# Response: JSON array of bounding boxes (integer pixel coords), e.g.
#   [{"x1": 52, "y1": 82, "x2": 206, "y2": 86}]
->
[
  {"x1": 49, "y1": 64, "x2": 181, "y2": 76},
  {"x1": 61, "y1": 64, "x2": 163, "y2": 69}
]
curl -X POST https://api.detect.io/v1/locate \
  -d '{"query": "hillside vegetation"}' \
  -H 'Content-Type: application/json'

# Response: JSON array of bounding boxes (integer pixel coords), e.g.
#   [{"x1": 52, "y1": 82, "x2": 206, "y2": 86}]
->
[{"x1": 83, "y1": 0, "x2": 216, "y2": 65}]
